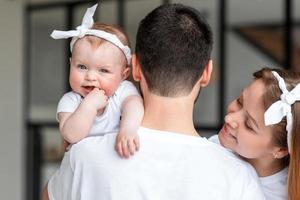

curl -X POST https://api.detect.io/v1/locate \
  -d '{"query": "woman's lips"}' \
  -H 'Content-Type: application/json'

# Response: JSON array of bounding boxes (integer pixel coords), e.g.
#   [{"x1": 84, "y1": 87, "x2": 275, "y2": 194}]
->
[{"x1": 220, "y1": 124, "x2": 236, "y2": 140}]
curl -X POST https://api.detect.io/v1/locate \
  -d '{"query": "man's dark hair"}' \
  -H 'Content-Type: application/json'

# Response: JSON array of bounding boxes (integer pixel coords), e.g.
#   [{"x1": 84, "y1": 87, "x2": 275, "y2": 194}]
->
[{"x1": 135, "y1": 3, "x2": 213, "y2": 97}]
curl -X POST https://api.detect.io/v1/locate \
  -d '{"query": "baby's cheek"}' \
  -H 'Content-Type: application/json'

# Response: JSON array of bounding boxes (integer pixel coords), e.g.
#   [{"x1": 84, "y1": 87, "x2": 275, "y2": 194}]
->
[{"x1": 105, "y1": 83, "x2": 121, "y2": 96}]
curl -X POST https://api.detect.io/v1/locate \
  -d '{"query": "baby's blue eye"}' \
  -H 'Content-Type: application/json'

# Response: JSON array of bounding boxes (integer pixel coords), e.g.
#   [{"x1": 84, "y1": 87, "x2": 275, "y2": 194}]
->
[
  {"x1": 99, "y1": 68, "x2": 109, "y2": 73},
  {"x1": 77, "y1": 64, "x2": 87, "y2": 70}
]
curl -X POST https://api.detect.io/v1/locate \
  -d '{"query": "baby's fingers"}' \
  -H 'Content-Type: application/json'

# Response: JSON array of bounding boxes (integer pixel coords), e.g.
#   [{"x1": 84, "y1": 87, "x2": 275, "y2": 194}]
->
[
  {"x1": 115, "y1": 140, "x2": 124, "y2": 157},
  {"x1": 133, "y1": 136, "x2": 140, "y2": 151},
  {"x1": 127, "y1": 139, "x2": 136, "y2": 156},
  {"x1": 122, "y1": 140, "x2": 130, "y2": 158}
]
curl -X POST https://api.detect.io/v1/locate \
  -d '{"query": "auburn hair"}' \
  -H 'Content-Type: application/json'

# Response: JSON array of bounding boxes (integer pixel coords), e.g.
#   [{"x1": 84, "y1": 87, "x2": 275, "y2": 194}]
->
[{"x1": 254, "y1": 67, "x2": 300, "y2": 200}]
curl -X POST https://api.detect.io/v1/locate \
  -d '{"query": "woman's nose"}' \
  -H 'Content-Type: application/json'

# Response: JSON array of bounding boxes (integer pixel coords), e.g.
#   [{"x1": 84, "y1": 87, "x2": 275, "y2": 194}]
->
[
  {"x1": 224, "y1": 113, "x2": 238, "y2": 129},
  {"x1": 227, "y1": 100, "x2": 239, "y2": 113}
]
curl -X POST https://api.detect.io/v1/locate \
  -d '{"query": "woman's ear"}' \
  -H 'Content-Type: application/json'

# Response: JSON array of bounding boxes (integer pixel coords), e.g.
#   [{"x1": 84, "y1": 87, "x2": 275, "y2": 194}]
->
[
  {"x1": 132, "y1": 54, "x2": 142, "y2": 82},
  {"x1": 199, "y1": 59, "x2": 213, "y2": 87},
  {"x1": 272, "y1": 147, "x2": 289, "y2": 159}
]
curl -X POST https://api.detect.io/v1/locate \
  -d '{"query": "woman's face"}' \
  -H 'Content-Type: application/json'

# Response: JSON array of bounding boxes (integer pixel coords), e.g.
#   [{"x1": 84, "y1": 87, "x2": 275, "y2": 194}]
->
[{"x1": 219, "y1": 79, "x2": 276, "y2": 159}]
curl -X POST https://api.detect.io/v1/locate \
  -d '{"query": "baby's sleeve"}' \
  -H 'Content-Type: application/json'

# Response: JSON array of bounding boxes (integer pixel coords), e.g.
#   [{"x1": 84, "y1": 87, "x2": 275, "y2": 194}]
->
[
  {"x1": 56, "y1": 92, "x2": 81, "y2": 121},
  {"x1": 115, "y1": 80, "x2": 140, "y2": 104}
]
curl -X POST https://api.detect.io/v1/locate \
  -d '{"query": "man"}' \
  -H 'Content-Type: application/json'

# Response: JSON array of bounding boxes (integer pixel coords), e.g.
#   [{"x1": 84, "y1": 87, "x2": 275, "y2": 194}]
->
[{"x1": 45, "y1": 4, "x2": 265, "y2": 200}]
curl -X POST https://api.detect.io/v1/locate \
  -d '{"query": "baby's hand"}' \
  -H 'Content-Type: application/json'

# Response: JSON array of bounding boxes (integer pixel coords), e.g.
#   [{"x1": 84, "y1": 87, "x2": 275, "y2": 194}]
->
[
  {"x1": 115, "y1": 131, "x2": 140, "y2": 159},
  {"x1": 63, "y1": 140, "x2": 70, "y2": 151},
  {"x1": 83, "y1": 88, "x2": 108, "y2": 110}
]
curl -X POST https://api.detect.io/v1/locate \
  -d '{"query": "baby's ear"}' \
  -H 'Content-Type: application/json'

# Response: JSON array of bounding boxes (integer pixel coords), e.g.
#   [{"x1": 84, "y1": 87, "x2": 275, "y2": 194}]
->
[{"x1": 122, "y1": 67, "x2": 131, "y2": 80}]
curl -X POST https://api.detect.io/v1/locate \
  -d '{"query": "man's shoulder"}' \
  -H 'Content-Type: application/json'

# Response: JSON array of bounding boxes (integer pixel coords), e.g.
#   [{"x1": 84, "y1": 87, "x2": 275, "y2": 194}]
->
[
  {"x1": 69, "y1": 133, "x2": 118, "y2": 158},
  {"x1": 139, "y1": 127, "x2": 257, "y2": 174},
  {"x1": 70, "y1": 129, "x2": 254, "y2": 172},
  {"x1": 66, "y1": 129, "x2": 264, "y2": 199},
  {"x1": 204, "y1": 138, "x2": 258, "y2": 177},
  {"x1": 139, "y1": 128, "x2": 242, "y2": 159},
  {"x1": 71, "y1": 133, "x2": 118, "y2": 149}
]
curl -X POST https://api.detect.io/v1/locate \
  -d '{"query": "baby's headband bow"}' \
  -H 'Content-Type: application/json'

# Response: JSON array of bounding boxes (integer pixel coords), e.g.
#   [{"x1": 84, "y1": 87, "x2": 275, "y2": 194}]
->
[
  {"x1": 264, "y1": 71, "x2": 300, "y2": 153},
  {"x1": 50, "y1": 4, "x2": 132, "y2": 65}
]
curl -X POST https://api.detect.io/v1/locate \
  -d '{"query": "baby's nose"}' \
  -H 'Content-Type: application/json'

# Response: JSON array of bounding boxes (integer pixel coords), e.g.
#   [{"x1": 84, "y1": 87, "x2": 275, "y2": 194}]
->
[{"x1": 86, "y1": 70, "x2": 97, "y2": 81}]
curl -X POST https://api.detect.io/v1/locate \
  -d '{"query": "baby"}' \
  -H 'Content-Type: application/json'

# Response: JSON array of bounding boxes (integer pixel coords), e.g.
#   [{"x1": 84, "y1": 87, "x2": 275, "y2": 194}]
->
[{"x1": 51, "y1": 4, "x2": 143, "y2": 158}]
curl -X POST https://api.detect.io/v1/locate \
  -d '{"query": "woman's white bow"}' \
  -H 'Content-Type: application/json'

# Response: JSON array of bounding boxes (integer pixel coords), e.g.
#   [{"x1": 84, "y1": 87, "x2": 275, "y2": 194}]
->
[{"x1": 264, "y1": 71, "x2": 300, "y2": 153}]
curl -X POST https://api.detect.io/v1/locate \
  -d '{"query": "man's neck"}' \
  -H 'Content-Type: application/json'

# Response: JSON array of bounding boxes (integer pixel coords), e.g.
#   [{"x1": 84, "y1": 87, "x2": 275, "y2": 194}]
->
[{"x1": 141, "y1": 93, "x2": 199, "y2": 137}]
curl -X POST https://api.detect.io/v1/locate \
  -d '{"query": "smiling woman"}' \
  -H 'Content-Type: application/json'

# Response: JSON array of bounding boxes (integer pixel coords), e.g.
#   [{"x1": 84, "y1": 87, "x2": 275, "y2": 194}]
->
[
  {"x1": 219, "y1": 78, "x2": 276, "y2": 160},
  {"x1": 210, "y1": 67, "x2": 300, "y2": 200}
]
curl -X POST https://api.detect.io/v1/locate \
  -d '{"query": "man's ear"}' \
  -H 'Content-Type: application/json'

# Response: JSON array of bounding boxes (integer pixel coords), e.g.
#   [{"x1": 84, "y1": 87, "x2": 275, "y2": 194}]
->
[
  {"x1": 199, "y1": 59, "x2": 213, "y2": 87},
  {"x1": 132, "y1": 54, "x2": 142, "y2": 82},
  {"x1": 122, "y1": 67, "x2": 130, "y2": 80}
]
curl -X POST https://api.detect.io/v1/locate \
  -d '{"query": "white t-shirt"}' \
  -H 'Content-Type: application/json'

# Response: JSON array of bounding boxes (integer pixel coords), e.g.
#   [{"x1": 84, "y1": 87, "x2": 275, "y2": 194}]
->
[
  {"x1": 57, "y1": 80, "x2": 139, "y2": 136},
  {"x1": 259, "y1": 167, "x2": 288, "y2": 200},
  {"x1": 209, "y1": 134, "x2": 288, "y2": 200},
  {"x1": 48, "y1": 127, "x2": 265, "y2": 200}
]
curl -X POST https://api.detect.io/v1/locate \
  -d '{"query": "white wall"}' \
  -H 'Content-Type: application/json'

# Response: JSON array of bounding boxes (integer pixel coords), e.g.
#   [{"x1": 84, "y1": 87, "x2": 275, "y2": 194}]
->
[
  {"x1": 0, "y1": 1, "x2": 24, "y2": 199},
  {"x1": 226, "y1": 32, "x2": 278, "y2": 105}
]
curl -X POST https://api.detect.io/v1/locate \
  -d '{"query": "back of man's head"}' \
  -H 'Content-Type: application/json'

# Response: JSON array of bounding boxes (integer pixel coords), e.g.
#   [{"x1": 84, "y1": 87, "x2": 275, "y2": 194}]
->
[{"x1": 135, "y1": 3, "x2": 213, "y2": 97}]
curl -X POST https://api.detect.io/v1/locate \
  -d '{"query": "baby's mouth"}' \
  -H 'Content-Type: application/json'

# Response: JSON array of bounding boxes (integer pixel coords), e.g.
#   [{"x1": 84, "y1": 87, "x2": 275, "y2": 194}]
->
[
  {"x1": 82, "y1": 86, "x2": 96, "y2": 93},
  {"x1": 83, "y1": 86, "x2": 95, "y2": 90}
]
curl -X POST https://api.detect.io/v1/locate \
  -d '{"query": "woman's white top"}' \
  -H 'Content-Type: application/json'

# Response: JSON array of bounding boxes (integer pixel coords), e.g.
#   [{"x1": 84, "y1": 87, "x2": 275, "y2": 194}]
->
[{"x1": 209, "y1": 134, "x2": 288, "y2": 200}]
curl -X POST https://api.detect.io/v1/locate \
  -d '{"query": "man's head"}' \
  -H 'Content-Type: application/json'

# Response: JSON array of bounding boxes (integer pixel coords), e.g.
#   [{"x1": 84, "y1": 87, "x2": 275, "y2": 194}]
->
[{"x1": 134, "y1": 3, "x2": 213, "y2": 97}]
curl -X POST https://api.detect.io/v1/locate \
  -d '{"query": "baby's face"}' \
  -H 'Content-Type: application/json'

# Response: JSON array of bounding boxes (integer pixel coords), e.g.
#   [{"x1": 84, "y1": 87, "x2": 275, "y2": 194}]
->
[
  {"x1": 69, "y1": 38, "x2": 128, "y2": 97},
  {"x1": 218, "y1": 79, "x2": 275, "y2": 159}
]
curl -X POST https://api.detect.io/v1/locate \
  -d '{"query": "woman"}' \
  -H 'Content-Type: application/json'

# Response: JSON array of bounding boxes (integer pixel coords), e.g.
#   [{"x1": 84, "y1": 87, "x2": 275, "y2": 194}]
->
[{"x1": 210, "y1": 67, "x2": 300, "y2": 200}]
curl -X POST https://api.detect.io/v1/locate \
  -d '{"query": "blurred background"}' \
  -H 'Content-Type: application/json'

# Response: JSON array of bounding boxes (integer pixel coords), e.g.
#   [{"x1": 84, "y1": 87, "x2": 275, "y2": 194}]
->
[{"x1": 1, "y1": 0, "x2": 299, "y2": 199}]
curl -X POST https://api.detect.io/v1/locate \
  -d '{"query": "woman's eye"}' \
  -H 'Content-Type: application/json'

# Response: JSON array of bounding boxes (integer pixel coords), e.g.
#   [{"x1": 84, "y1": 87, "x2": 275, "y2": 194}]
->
[
  {"x1": 245, "y1": 122, "x2": 253, "y2": 131},
  {"x1": 236, "y1": 98, "x2": 242, "y2": 106},
  {"x1": 77, "y1": 64, "x2": 87, "y2": 70}
]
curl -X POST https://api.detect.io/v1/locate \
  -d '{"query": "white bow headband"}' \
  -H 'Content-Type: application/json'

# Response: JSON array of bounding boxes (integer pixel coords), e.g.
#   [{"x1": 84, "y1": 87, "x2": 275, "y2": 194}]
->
[
  {"x1": 50, "y1": 4, "x2": 132, "y2": 65},
  {"x1": 264, "y1": 71, "x2": 300, "y2": 153}
]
